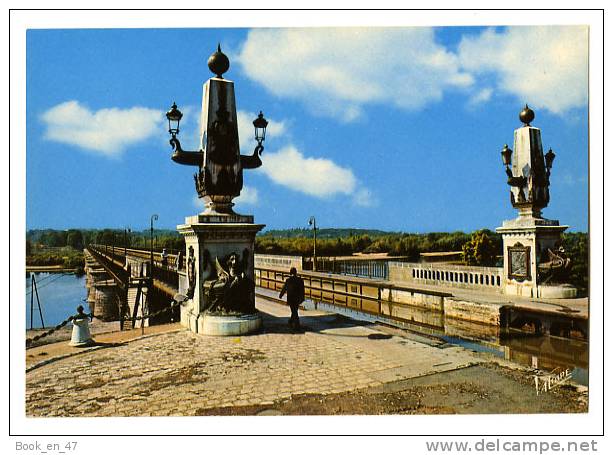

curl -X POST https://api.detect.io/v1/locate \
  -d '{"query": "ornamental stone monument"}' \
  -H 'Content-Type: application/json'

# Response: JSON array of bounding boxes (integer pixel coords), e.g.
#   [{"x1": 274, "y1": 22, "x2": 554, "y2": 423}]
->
[
  {"x1": 496, "y1": 106, "x2": 577, "y2": 299},
  {"x1": 167, "y1": 45, "x2": 268, "y2": 335}
]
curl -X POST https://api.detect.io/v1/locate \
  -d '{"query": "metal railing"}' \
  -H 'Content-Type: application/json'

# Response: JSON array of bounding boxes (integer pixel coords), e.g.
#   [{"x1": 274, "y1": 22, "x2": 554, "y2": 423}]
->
[
  {"x1": 255, "y1": 266, "x2": 451, "y2": 326},
  {"x1": 89, "y1": 245, "x2": 180, "y2": 288},
  {"x1": 90, "y1": 246, "x2": 456, "y2": 329},
  {"x1": 314, "y1": 258, "x2": 389, "y2": 279}
]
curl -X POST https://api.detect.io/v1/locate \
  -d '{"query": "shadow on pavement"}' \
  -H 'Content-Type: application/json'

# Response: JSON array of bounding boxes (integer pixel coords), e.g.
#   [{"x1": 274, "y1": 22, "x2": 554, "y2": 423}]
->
[
  {"x1": 91, "y1": 341, "x2": 128, "y2": 348},
  {"x1": 258, "y1": 310, "x2": 377, "y2": 337}
]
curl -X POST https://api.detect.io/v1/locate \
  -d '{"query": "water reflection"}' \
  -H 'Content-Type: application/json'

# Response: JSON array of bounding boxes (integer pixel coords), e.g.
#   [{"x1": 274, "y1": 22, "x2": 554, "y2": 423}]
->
[
  {"x1": 310, "y1": 300, "x2": 589, "y2": 386},
  {"x1": 25, "y1": 272, "x2": 87, "y2": 328}
]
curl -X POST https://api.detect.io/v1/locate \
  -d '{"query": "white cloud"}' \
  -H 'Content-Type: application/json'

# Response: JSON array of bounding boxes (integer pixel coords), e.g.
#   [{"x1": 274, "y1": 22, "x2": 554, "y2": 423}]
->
[
  {"x1": 41, "y1": 101, "x2": 163, "y2": 156},
  {"x1": 235, "y1": 185, "x2": 259, "y2": 206},
  {"x1": 353, "y1": 188, "x2": 378, "y2": 208},
  {"x1": 468, "y1": 87, "x2": 493, "y2": 106},
  {"x1": 201, "y1": 110, "x2": 374, "y2": 206},
  {"x1": 258, "y1": 145, "x2": 357, "y2": 198},
  {"x1": 238, "y1": 28, "x2": 473, "y2": 121},
  {"x1": 458, "y1": 26, "x2": 588, "y2": 114},
  {"x1": 238, "y1": 27, "x2": 587, "y2": 119},
  {"x1": 238, "y1": 112, "x2": 376, "y2": 206}
]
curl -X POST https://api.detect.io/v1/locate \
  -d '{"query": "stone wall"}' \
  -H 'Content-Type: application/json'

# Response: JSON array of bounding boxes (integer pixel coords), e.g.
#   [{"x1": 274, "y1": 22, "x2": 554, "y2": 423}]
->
[
  {"x1": 84, "y1": 250, "x2": 119, "y2": 321},
  {"x1": 254, "y1": 254, "x2": 303, "y2": 271},
  {"x1": 443, "y1": 298, "x2": 501, "y2": 326},
  {"x1": 92, "y1": 281, "x2": 119, "y2": 321},
  {"x1": 389, "y1": 262, "x2": 504, "y2": 294},
  {"x1": 379, "y1": 287, "x2": 445, "y2": 312}
]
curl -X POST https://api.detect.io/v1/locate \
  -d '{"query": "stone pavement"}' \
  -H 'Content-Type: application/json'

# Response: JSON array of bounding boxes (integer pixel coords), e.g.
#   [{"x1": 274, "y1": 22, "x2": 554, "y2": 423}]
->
[
  {"x1": 25, "y1": 298, "x2": 483, "y2": 417},
  {"x1": 388, "y1": 279, "x2": 588, "y2": 318}
]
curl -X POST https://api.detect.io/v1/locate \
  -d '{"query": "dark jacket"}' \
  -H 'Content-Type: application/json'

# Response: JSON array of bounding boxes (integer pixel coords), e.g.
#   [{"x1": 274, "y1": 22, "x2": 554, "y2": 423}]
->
[{"x1": 279, "y1": 275, "x2": 305, "y2": 306}]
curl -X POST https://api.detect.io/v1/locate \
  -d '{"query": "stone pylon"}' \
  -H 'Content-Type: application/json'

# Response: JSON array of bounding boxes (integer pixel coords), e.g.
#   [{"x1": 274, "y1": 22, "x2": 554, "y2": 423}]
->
[
  {"x1": 172, "y1": 45, "x2": 266, "y2": 335},
  {"x1": 496, "y1": 106, "x2": 576, "y2": 299}
]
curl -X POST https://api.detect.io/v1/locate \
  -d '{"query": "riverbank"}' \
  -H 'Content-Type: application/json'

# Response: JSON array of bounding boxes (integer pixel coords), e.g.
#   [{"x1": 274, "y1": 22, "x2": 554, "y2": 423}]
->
[{"x1": 26, "y1": 265, "x2": 79, "y2": 273}]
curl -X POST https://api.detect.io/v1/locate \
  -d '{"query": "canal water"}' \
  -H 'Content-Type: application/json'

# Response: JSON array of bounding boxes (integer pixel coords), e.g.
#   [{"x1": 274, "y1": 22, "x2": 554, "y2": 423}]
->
[{"x1": 25, "y1": 272, "x2": 88, "y2": 329}]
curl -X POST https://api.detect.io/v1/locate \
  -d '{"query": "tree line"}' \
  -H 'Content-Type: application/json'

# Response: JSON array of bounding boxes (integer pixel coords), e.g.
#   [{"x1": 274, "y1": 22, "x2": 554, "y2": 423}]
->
[
  {"x1": 27, "y1": 228, "x2": 185, "y2": 254},
  {"x1": 26, "y1": 228, "x2": 588, "y2": 292},
  {"x1": 256, "y1": 230, "x2": 483, "y2": 261}
]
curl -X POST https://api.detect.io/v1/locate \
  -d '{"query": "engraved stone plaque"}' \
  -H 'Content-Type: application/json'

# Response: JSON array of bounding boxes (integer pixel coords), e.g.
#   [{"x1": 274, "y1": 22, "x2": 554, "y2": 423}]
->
[{"x1": 508, "y1": 243, "x2": 531, "y2": 282}]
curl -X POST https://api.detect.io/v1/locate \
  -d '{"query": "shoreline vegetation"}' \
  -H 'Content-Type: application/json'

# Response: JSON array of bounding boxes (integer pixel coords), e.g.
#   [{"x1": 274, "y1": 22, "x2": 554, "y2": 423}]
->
[
  {"x1": 26, "y1": 228, "x2": 588, "y2": 293},
  {"x1": 26, "y1": 265, "x2": 80, "y2": 273},
  {"x1": 26, "y1": 245, "x2": 85, "y2": 275}
]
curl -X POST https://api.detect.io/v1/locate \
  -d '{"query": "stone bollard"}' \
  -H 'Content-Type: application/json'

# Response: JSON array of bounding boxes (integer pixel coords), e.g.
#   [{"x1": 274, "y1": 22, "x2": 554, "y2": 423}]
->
[{"x1": 69, "y1": 305, "x2": 95, "y2": 347}]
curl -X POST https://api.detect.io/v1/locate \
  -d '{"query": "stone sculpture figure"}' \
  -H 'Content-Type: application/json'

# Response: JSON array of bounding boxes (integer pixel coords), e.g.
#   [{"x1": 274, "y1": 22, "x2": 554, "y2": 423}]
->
[
  {"x1": 203, "y1": 250, "x2": 255, "y2": 315},
  {"x1": 186, "y1": 246, "x2": 196, "y2": 299},
  {"x1": 538, "y1": 246, "x2": 572, "y2": 284}
]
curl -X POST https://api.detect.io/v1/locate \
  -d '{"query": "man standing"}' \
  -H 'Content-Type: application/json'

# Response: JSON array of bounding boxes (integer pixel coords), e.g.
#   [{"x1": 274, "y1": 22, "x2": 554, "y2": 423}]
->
[
  {"x1": 279, "y1": 267, "x2": 305, "y2": 330},
  {"x1": 161, "y1": 248, "x2": 168, "y2": 267}
]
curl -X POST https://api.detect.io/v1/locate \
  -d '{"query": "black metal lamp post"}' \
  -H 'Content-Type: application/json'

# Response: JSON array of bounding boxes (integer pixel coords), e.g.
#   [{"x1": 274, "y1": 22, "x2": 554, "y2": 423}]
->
[
  {"x1": 308, "y1": 216, "x2": 317, "y2": 272},
  {"x1": 150, "y1": 214, "x2": 158, "y2": 277},
  {"x1": 124, "y1": 227, "x2": 131, "y2": 260}
]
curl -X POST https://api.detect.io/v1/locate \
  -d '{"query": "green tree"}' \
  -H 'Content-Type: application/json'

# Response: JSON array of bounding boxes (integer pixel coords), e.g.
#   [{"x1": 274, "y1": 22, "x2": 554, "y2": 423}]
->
[
  {"x1": 96, "y1": 229, "x2": 116, "y2": 245},
  {"x1": 462, "y1": 230, "x2": 498, "y2": 266},
  {"x1": 66, "y1": 229, "x2": 84, "y2": 250},
  {"x1": 38, "y1": 230, "x2": 66, "y2": 247},
  {"x1": 561, "y1": 232, "x2": 588, "y2": 293}
]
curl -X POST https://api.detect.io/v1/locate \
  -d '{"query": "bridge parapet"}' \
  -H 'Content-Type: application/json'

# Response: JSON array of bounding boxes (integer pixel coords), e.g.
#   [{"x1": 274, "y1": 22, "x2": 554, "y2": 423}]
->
[
  {"x1": 389, "y1": 261, "x2": 504, "y2": 294},
  {"x1": 254, "y1": 254, "x2": 303, "y2": 271}
]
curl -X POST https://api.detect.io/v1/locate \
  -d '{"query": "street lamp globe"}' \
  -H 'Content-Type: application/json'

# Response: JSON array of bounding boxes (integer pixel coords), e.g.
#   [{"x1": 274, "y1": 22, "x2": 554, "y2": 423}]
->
[
  {"x1": 545, "y1": 148, "x2": 556, "y2": 170},
  {"x1": 253, "y1": 111, "x2": 269, "y2": 144},
  {"x1": 501, "y1": 144, "x2": 513, "y2": 167},
  {"x1": 166, "y1": 102, "x2": 183, "y2": 136}
]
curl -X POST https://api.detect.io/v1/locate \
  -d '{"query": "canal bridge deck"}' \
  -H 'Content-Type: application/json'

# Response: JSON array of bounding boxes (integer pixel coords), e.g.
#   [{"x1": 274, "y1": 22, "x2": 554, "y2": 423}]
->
[{"x1": 87, "y1": 245, "x2": 588, "y2": 339}]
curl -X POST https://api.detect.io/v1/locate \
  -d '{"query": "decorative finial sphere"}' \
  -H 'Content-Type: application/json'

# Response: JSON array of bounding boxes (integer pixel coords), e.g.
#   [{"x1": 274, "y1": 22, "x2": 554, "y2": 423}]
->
[
  {"x1": 207, "y1": 43, "x2": 230, "y2": 78},
  {"x1": 519, "y1": 104, "x2": 535, "y2": 126}
]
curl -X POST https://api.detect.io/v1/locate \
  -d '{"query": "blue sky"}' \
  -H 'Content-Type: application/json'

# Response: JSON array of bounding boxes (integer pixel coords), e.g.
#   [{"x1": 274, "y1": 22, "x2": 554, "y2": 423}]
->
[{"x1": 26, "y1": 26, "x2": 589, "y2": 232}]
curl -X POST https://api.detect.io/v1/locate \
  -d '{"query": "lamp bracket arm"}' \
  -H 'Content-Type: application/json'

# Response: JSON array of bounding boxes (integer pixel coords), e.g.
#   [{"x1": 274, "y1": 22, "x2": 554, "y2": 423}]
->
[
  {"x1": 507, "y1": 175, "x2": 527, "y2": 188},
  {"x1": 170, "y1": 136, "x2": 203, "y2": 166},
  {"x1": 240, "y1": 143, "x2": 264, "y2": 169}
]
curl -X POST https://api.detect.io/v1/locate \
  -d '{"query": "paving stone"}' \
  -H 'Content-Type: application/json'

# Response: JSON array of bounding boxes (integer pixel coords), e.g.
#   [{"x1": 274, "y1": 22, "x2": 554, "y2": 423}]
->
[{"x1": 25, "y1": 299, "x2": 484, "y2": 417}]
